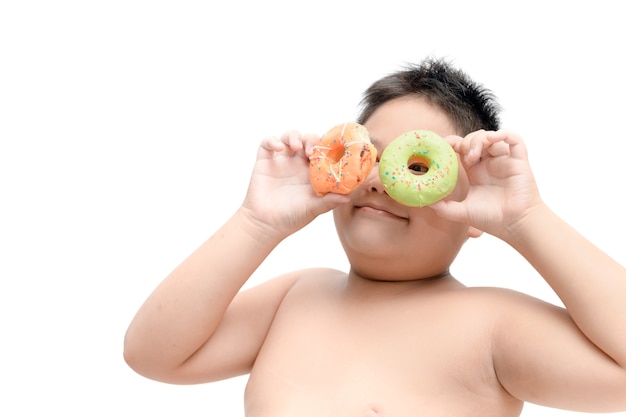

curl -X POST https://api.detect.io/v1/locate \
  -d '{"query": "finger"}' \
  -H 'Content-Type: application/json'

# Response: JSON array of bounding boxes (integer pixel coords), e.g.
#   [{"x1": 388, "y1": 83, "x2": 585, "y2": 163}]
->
[
  {"x1": 308, "y1": 192, "x2": 351, "y2": 216},
  {"x1": 429, "y1": 199, "x2": 469, "y2": 224},
  {"x1": 456, "y1": 131, "x2": 475, "y2": 156},
  {"x1": 471, "y1": 129, "x2": 502, "y2": 161},
  {"x1": 444, "y1": 134, "x2": 464, "y2": 150},
  {"x1": 303, "y1": 133, "x2": 322, "y2": 156},
  {"x1": 486, "y1": 140, "x2": 510, "y2": 158},
  {"x1": 280, "y1": 130, "x2": 304, "y2": 153},
  {"x1": 257, "y1": 135, "x2": 285, "y2": 159},
  {"x1": 459, "y1": 130, "x2": 488, "y2": 165},
  {"x1": 486, "y1": 129, "x2": 528, "y2": 160},
  {"x1": 502, "y1": 130, "x2": 528, "y2": 160}
]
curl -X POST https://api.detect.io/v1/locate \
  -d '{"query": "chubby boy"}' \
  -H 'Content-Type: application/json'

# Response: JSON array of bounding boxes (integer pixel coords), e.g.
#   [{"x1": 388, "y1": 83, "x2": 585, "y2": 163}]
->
[{"x1": 124, "y1": 58, "x2": 626, "y2": 416}]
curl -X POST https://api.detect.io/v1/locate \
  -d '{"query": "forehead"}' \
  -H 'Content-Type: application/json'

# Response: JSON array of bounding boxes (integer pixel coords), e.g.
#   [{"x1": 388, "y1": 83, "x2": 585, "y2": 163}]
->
[{"x1": 364, "y1": 96, "x2": 458, "y2": 148}]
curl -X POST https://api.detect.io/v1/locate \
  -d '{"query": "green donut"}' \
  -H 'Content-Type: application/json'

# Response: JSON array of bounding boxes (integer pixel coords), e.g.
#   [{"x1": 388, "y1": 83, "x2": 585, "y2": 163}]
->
[{"x1": 379, "y1": 130, "x2": 458, "y2": 207}]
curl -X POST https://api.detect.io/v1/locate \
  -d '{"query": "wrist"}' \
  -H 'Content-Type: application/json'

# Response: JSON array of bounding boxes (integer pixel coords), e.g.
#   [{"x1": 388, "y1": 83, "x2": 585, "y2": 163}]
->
[
  {"x1": 500, "y1": 201, "x2": 553, "y2": 250},
  {"x1": 234, "y1": 206, "x2": 289, "y2": 247}
]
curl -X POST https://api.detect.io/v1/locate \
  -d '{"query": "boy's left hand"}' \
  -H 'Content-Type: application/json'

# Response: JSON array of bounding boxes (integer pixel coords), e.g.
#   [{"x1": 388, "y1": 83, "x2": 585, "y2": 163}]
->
[{"x1": 430, "y1": 129, "x2": 543, "y2": 240}]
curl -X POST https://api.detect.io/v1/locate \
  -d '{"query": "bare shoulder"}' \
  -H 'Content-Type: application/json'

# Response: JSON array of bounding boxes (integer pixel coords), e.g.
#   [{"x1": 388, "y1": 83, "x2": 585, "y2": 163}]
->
[
  {"x1": 461, "y1": 285, "x2": 575, "y2": 339},
  {"x1": 170, "y1": 267, "x2": 346, "y2": 383},
  {"x1": 237, "y1": 267, "x2": 347, "y2": 314},
  {"x1": 451, "y1": 285, "x2": 570, "y2": 339},
  {"x1": 285, "y1": 267, "x2": 348, "y2": 291},
  {"x1": 242, "y1": 267, "x2": 345, "y2": 298},
  {"x1": 234, "y1": 267, "x2": 348, "y2": 328},
  {"x1": 266, "y1": 267, "x2": 349, "y2": 309},
  {"x1": 459, "y1": 285, "x2": 561, "y2": 312}
]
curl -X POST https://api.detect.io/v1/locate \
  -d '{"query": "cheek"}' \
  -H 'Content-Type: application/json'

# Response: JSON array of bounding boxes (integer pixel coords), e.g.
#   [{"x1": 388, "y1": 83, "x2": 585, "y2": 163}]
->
[
  {"x1": 332, "y1": 206, "x2": 344, "y2": 228},
  {"x1": 332, "y1": 204, "x2": 352, "y2": 238},
  {"x1": 410, "y1": 215, "x2": 469, "y2": 259}
]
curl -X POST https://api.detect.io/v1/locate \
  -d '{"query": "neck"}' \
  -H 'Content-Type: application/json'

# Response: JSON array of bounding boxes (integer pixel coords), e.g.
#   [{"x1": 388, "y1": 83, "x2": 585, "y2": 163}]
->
[{"x1": 343, "y1": 268, "x2": 463, "y2": 301}]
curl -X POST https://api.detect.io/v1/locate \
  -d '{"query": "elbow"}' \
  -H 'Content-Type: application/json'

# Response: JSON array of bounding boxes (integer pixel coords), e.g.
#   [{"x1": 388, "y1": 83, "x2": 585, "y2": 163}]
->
[
  {"x1": 123, "y1": 333, "x2": 188, "y2": 384},
  {"x1": 123, "y1": 343, "x2": 169, "y2": 382},
  {"x1": 122, "y1": 329, "x2": 163, "y2": 381},
  {"x1": 123, "y1": 331, "x2": 149, "y2": 378}
]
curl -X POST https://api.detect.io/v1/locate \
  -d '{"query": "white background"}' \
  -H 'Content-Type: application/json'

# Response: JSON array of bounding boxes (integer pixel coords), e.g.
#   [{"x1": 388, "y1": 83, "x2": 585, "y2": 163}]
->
[{"x1": 1, "y1": 1, "x2": 625, "y2": 416}]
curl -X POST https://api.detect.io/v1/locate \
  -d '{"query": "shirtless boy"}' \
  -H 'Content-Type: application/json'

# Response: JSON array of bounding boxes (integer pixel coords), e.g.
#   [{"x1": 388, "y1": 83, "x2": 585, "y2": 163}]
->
[{"x1": 124, "y1": 57, "x2": 626, "y2": 416}]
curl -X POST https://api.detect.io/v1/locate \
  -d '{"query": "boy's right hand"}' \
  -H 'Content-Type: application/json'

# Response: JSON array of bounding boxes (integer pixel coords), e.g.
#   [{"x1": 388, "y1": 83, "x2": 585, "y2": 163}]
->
[{"x1": 240, "y1": 130, "x2": 350, "y2": 241}]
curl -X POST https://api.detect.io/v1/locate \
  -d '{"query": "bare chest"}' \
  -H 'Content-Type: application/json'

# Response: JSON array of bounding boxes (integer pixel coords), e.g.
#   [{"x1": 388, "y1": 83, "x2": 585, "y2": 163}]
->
[{"x1": 244, "y1": 284, "x2": 520, "y2": 417}]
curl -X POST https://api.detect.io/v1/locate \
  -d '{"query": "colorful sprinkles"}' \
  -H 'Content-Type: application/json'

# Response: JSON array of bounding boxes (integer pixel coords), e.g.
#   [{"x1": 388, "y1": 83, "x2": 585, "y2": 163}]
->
[
  {"x1": 309, "y1": 122, "x2": 377, "y2": 195},
  {"x1": 378, "y1": 130, "x2": 458, "y2": 207}
]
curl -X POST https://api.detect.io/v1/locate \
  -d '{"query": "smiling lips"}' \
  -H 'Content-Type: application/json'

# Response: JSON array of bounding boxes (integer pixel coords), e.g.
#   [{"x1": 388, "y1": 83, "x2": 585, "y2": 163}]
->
[{"x1": 355, "y1": 203, "x2": 408, "y2": 220}]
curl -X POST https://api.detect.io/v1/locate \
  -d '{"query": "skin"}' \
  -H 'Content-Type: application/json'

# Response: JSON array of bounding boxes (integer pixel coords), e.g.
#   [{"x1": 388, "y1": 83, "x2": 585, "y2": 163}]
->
[{"x1": 124, "y1": 96, "x2": 626, "y2": 417}]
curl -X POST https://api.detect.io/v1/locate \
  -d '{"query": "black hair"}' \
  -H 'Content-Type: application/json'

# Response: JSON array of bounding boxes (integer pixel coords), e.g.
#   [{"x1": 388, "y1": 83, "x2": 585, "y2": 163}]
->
[{"x1": 357, "y1": 57, "x2": 501, "y2": 135}]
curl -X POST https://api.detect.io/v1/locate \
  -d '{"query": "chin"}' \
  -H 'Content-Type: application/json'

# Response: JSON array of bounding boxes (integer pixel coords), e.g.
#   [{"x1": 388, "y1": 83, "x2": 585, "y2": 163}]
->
[
  {"x1": 345, "y1": 248, "x2": 436, "y2": 279},
  {"x1": 349, "y1": 261, "x2": 448, "y2": 282}
]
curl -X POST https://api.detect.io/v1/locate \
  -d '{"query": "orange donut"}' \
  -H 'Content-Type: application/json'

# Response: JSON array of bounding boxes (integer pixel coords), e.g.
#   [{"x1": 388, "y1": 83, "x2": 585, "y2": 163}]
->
[{"x1": 309, "y1": 122, "x2": 377, "y2": 195}]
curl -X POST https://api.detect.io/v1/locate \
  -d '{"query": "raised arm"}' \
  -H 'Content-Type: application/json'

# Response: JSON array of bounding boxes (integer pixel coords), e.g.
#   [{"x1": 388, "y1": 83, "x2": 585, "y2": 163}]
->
[
  {"x1": 507, "y1": 202, "x2": 626, "y2": 368},
  {"x1": 123, "y1": 131, "x2": 348, "y2": 384},
  {"x1": 432, "y1": 129, "x2": 626, "y2": 411},
  {"x1": 493, "y1": 200, "x2": 626, "y2": 411}
]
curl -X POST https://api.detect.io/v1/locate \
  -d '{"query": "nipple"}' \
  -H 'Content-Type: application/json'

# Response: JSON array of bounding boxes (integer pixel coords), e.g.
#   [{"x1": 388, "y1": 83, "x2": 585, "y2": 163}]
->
[{"x1": 365, "y1": 405, "x2": 381, "y2": 416}]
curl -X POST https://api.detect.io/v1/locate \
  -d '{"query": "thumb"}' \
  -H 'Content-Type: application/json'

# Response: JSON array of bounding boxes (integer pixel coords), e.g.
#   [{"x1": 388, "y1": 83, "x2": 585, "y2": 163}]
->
[
  {"x1": 429, "y1": 199, "x2": 469, "y2": 224},
  {"x1": 308, "y1": 193, "x2": 351, "y2": 217}
]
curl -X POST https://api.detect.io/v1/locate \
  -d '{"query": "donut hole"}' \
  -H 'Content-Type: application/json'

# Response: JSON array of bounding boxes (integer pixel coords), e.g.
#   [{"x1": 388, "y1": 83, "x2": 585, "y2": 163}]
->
[
  {"x1": 327, "y1": 144, "x2": 346, "y2": 163},
  {"x1": 408, "y1": 156, "x2": 429, "y2": 175}
]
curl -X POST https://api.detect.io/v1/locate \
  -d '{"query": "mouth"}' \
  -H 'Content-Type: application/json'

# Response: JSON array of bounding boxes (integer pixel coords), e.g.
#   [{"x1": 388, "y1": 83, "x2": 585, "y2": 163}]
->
[{"x1": 354, "y1": 202, "x2": 408, "y2": 221}]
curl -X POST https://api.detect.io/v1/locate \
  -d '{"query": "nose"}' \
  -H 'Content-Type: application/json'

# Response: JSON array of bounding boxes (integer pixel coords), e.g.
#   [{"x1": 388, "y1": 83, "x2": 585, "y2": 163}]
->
[{"x1": 363, "y1": 163, "x2": 386, "y2": 194}]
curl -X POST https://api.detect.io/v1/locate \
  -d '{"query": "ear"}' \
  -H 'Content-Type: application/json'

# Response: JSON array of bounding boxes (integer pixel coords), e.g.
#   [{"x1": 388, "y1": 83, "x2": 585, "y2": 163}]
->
[{"x1": 467, "y1": 226, "x2": 483, "y2": 239}]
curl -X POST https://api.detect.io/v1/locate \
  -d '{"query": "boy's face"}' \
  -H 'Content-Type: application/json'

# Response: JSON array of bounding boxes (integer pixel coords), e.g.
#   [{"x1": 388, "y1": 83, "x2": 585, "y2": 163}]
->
[{"x1": 333, "y1": 96, "x2": 474, "y2": 281}]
